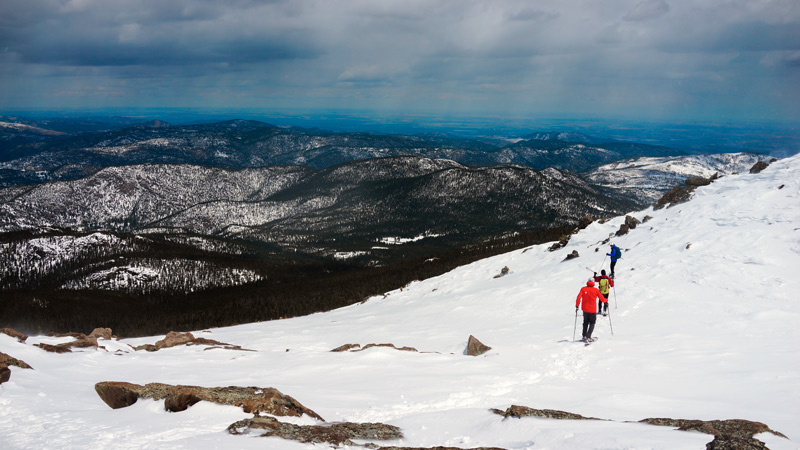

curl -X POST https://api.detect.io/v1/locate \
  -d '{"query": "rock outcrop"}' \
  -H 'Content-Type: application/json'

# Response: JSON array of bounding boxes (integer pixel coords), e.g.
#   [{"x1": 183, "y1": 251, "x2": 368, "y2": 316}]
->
[
  {"x1": 465, "y1": 335, "x2": 492, "y2": 356},
  {"x1": 624, "y1": 215, "x2": 641, "y2": 229},
  {"x1": 0, "y1": 352, "x2": 33, "y2": 369},
  {"x1": 357, "y1": 343, "x2": 419, "y2": 353},
  {"x1": 134, "y1": 331, "x2": 254, "y2": 352},
  {"x1": 35, "y1": 343, "x2": 75, "y2": 353},
  {"x1": 1, "y1": 328, "x2": 28, "y2": 343},
  {"x1": 0, "y1": 352, "x2": 34, "y2": 385},
  {"x1": 640, "y1": 418, "x2": 786, "y2": 449},
  {"x1": 331, "y1": 343, "x2": 362, "y2": 352},
  {"x1": 227, "y1": 415, "x2": 403, "y2": 446},
  {"x1": 94, "y1": 382, "x2": 324, "y2": 419},
  {"x1": 376, "y1": 447, "x2": 507, "y2": 450},
  {"x1": 88, "y1": 327, "x2": 113, "y2": 340},
  {"x1": 685, "y1": 175, "x2": 714, "y2": 187},
  {"x1": 654, "y1": 174, "x2": 719, "y2": 210},
  {"x1": 331, "y1": 343, "x2": 423, "y2": 353},
  {"x1": 493, "y1": 266, "x2": 510, "y2": 278},
  {"x1": 34, "y1": 327, "x2": 120, "y2": 353},
  {"x1": 492, "y1": 405, "x2": 598, "y2": 421},
  {"x1": 491, "y1": 405, "x2": 787, "y2": 449},
  {"x1": 578, "y1": 215, "x2": 594, "y2": 229},
  {"x1": 0, "y1": 364, "x2": 10, "y2": 384},
  {"x1": 615, "y1": 214, "x2": 642, "y2": 236},
  {"x1": 562, "y1": 250, "x2": 579, "y2": 261},
  {"x1": 749, "y1": 161, "x2": 770, "y2": 174}
]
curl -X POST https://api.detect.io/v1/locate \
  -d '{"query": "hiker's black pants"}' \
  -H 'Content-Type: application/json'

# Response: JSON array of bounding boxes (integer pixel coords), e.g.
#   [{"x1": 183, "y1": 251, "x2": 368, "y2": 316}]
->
[
  {"x1": 610, "y1": 260, "x2": 617, "y2": 276},
  {"x1": 582, "y1": 312, "x2": 597, "y2": 339},
  {"x1": 598, "y1": 294, "x2": 609, "y2": 314}
]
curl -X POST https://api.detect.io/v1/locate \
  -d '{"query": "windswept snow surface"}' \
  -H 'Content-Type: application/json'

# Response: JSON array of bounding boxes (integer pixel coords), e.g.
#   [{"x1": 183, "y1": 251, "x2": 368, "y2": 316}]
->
[{"x1": 2, "y1": 156, "x2": 800, "y2": 449}]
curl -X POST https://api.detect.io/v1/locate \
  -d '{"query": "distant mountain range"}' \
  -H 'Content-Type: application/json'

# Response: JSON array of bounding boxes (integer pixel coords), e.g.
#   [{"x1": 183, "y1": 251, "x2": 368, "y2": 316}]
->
[
  {"x1": 0, "y1": 118, "x2": 690, "y2": 187},
  {"x1": 0, "y1": 117, "x2": 772, "y2": 301}
]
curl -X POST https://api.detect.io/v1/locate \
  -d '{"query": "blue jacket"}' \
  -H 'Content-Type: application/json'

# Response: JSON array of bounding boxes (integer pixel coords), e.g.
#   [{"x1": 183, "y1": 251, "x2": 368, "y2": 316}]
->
[{"x1": 607, "y1": 245, "x2": 620, "y2": 261}]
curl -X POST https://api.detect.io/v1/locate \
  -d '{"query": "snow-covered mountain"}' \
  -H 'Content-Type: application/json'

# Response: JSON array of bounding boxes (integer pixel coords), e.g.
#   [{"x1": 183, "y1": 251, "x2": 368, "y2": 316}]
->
[
  {"x1": 585, "y1": 152, "x2": 768, "y2": 204},
  {"x1": 1, "y1": 154, "x2": 797, "y2": 449}
]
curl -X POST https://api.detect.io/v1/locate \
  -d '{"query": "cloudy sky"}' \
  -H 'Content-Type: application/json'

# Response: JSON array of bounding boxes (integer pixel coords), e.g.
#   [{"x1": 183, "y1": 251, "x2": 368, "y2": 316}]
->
[{"x1": 1, "y1": 0, "x2": 798, "y2": 123}]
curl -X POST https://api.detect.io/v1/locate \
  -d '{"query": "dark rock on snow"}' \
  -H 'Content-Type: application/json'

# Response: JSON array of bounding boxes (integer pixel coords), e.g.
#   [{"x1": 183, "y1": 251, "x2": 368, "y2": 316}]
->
[
  {"x1": 134, "y1": 331, "x2": 252, "y2": 352},
  {"x1": 35, "y1": 343, "x2": 75, "y2": 353},
  {"x1": 624, "y1": 215, "x2": 641, "y2": 229},
  {"x1": 331, "y1": 343, "x2": 361, "y2": 352},
  {"x1": 0, "y1": 328, "x2": 28, "y2": 343},
  {"x1": 640, "y1": 417, "x2": 786, "y2": 449},
  {"x1": 227, "y1": 415, "x2": 403, "y2": 446},
  {"x1": 654, "y1": 184, "x2": 696, "y2": 210},
  {"x1": 563, "y1": 250, "x2": 580, "y2": 261},
  {"x1": 493, "y1": 266, "x2": 510, "y2": 278},
  {"x1": 33, "y1": 327, "x2": 120, "y2": 353},
  {"x1": 88, "y1": 327, "x2": 113, "y2": 340},
  {"x1": 465, "y1": 335, "x2": 492, "y2": 356},
  {"x1": 0, "y1": 352, "x2": 33, "y2": 369},
  {"x1": 94, "y1": 381, "x2": 324, "y2": 420},
  {"x1": 685, "y1": 175, "x2": 713, "y2": 187},
  {"x1": 491, "y1": 406, "x2": 787, "y2": 449},
  {"x1": 0, "y1": 364, "x2": 10, "y2": 384},
  {"x1": 332, "y1": 343, "x2": 422, "y2": 353},
  {"x1": 749, "y1": 161, "x2": 770, "y2": 174},
  {"x1": 492, "y1": 404, "x2": 599, "y2": 421},
  {"x1": 356, "y1": 343, "x2": 419, "y2": 353},
  {"x1": 376, "y1": 447, "x2": 507, "y2": 450},
  {"x1": 578, "y1": 215, "x2": 594, "y2": 229},
  {"x1": 639, "y1": 418, "x2": 786, "y2": 439}
]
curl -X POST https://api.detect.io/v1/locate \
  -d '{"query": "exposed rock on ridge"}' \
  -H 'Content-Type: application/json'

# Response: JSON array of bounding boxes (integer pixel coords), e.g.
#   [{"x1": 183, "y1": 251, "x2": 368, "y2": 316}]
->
[
  {"x1": 94, "y1": 382, "x2": 323, "y2": 419},
  {"x1": 227, "y1": 415, "x2": 403, "y2": 446},
  {"x1": 640, "y1": 417, "x2": 787, "y2": 449},
  {"x1": 491, "y1": 405, "x2": 787, "y2": 449},
  {"x1": 134, "y1": 331, "x2": 254, "y2": 352},
  {"x1": 1, "y1": 328, "x2": 28, "y2": 343},
  {"x1": 465, "y1": 335, "x2": 492, "y2": 356}
]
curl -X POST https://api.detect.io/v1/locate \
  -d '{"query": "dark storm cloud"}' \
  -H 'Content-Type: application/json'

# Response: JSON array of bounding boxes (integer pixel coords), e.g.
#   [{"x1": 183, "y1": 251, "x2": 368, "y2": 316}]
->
[
  {"x1": 0, "y1": 0, "x2": 798, "y2": 122},
  {"x1": 0, "y1": 0, "x2": 320, "y2": 66}
]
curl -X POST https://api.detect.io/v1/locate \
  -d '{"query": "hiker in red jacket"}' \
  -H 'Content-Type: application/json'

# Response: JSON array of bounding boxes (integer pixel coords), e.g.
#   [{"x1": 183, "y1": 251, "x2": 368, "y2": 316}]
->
[
  {"x1": 593, "y1": 270, "x2": 614, "y2": 316},
  {"x1": 576, "y1": 279, "x2": 607, "y2": 342}
]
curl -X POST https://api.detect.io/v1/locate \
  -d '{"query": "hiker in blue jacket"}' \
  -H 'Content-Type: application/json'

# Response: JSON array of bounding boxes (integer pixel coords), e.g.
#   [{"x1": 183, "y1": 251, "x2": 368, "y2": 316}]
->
[{"x1": 608, "y1": 244, "x2": 621, "y2": 278}]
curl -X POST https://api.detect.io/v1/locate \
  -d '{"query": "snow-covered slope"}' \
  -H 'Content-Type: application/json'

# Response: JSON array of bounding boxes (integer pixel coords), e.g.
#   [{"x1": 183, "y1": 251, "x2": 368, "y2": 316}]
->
[
  {"x1": 1, "y1": 156, "x2": 799, "y2": 449},
  {"x1": 586, "y1": 152, "x2": 767, "y2": 204}
]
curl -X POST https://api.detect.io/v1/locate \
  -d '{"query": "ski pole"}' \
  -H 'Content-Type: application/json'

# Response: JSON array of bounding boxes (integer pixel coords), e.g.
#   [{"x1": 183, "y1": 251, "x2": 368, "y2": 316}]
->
[
  {"x1": 607, "y1": 308, "x2": 614, "y2": 336},
  {"x1": 573, "y1": 309, "x2": 578, "y2": 342}
]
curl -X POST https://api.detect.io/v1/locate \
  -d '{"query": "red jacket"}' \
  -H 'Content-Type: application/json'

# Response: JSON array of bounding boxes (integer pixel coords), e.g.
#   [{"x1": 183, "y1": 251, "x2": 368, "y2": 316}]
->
[{"x1": 576, "y1": 281, "x2": 606, "y2": 313}]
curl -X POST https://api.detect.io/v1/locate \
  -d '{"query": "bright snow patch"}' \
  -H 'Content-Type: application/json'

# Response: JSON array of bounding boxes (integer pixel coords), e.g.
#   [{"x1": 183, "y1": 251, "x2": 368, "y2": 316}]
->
[{"x1": 378, "y1": 233, "x2": 442, "y2": 245}]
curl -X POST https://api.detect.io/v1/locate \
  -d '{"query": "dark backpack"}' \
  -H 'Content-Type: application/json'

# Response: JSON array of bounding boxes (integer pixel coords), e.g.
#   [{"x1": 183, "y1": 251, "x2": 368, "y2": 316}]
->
[{"x1": 616, "y1": 247, "x2": 622, "y2": 258}]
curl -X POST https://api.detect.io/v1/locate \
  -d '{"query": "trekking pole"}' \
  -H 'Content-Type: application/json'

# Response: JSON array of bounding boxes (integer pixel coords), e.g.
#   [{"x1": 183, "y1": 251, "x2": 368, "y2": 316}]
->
[
  {"x1": 573, "y1": 309, "x2": 578, "y2": 342},
  {"x1": 607, "y1": 308, "x2": 614, "y2": 336},
  {"x1": 613, "y1": 285, "x2": 618, "y2": 309}
]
